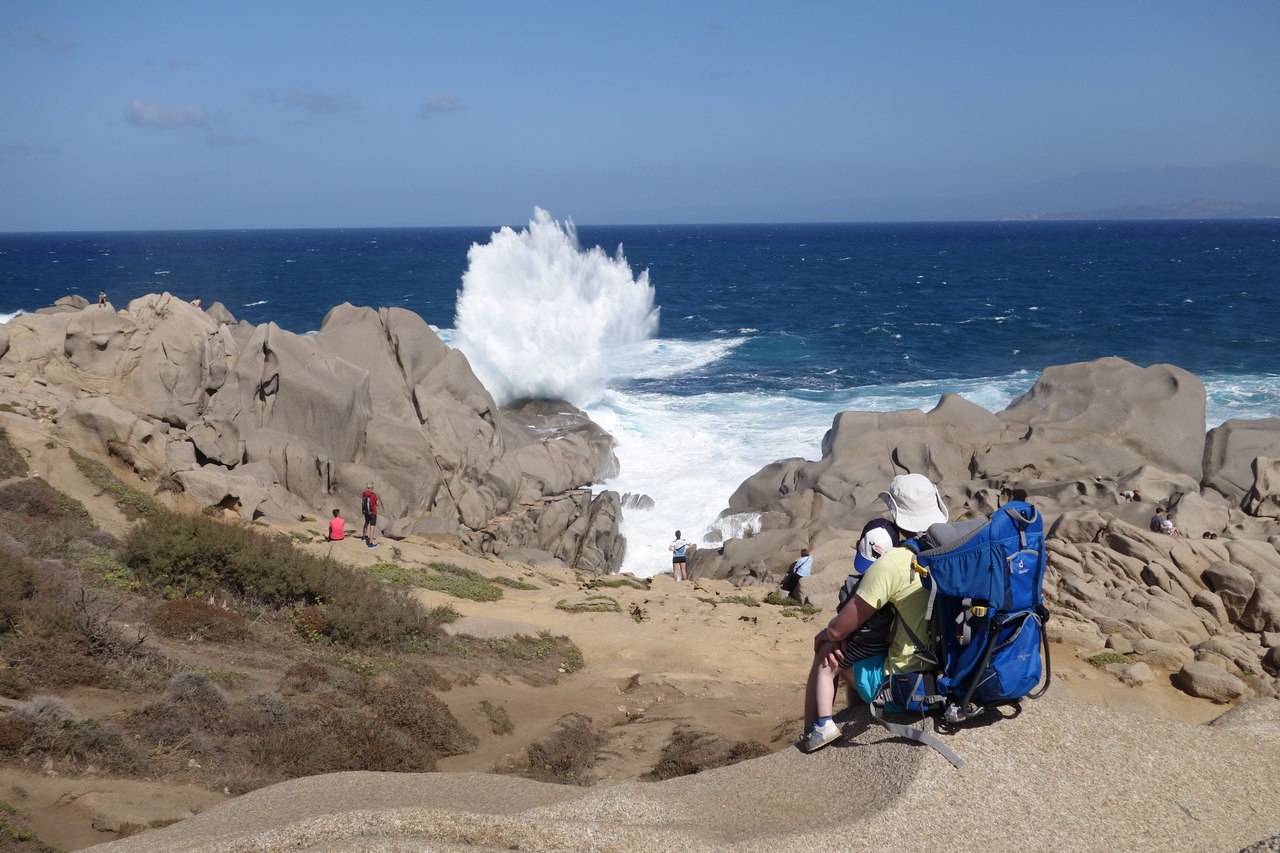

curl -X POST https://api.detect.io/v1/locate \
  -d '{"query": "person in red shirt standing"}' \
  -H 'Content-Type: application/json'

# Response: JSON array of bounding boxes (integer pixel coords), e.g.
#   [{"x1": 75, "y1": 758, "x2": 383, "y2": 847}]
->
[
  {"x1": 361, "y1": 483, "x2": 379, "y2": 550},
  {"x1": 327, "y1": 508, "x2": 346, "y2": 542}
]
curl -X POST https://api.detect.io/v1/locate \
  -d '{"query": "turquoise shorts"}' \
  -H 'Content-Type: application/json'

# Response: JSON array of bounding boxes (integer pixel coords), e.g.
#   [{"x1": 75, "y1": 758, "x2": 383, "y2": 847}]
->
[{"x1": 852, "y1": 654, "x2": 887, "y2": 704}]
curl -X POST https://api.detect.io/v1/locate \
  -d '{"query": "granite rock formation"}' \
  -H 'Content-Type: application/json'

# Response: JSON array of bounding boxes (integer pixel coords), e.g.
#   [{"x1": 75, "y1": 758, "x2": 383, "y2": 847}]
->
[
  {"x1": 694, "y1": 357, "x2": 1280, "y2": 701},
  {"x1": 0, "y1": 294, "x2": 623, "y2": 573}
]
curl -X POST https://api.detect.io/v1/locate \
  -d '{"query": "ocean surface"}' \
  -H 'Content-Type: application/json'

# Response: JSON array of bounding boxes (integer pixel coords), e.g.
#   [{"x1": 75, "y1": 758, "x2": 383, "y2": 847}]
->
[{"x1": 3, "y1": 212, "x2": 1280, "y2": 575}]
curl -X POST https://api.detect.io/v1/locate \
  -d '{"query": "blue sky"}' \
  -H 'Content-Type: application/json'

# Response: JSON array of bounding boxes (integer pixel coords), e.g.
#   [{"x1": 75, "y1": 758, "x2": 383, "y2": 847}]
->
[{"x1": 3, "y1": 1, "x2": 1278, "y2": 231}]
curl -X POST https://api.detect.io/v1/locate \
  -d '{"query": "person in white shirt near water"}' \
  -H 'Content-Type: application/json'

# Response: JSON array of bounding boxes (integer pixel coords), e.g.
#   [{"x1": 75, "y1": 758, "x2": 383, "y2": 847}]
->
[{"x1": 669, "y1": 531, "x2": 689, "y2": 582}]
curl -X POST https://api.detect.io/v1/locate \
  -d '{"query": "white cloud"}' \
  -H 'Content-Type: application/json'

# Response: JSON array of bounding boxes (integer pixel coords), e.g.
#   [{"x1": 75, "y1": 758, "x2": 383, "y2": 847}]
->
[
  {"x1": 419, "y1": 93, "x2": 464, "y2": 117},
  {"x1": 125, "y1": 100, "x2": 208, "y2": 130}
]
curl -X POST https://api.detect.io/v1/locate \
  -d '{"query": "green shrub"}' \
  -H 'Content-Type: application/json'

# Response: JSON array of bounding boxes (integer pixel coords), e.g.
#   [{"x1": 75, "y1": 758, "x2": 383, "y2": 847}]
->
[
  {"x1": 82, "y1": 549, "x2": 139, "y2": 590},
  {"x1": 584, "y1": 576, "x2": 648, "y2": 590},
  {"x1": 121, "y1": 513, "x2": 448, "y2": 650},
  {"x1": 1085, "y1": 651, "x2": 1133, "y2": 667},
  {"x1": 722, "y1": 595, "x2": 760, "y2": 608},
  {"x1": 763, "y1": 591, "x2": 822, "y2": 614}
]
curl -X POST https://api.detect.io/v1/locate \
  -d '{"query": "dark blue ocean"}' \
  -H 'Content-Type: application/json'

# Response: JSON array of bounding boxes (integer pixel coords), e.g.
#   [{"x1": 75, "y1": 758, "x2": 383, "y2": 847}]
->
[{"x1": 3, "y1": 215, "x2": 1279, "y2": 573}]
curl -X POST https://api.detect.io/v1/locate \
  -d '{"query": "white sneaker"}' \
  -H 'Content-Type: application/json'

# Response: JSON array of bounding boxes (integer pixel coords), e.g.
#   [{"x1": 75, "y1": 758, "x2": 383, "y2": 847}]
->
[{"x1": 802, "y1": 720, "x2": 841, "y2": 753}]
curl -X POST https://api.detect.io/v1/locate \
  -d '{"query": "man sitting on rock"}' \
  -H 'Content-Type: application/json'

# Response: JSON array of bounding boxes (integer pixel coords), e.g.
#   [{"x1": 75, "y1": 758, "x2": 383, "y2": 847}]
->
[
  {"x1": 801, "y1": 473, "x2": 949, "y2": 752},
  {"x1": 1150, "y1": 506, "x2": 1166, "y2": 533}
]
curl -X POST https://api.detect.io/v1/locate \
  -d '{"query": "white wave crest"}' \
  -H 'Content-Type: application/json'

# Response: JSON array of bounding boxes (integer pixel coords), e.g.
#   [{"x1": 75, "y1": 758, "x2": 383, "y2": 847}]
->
[
  {"x1": 0, "y1": 310, "x2": 25, "y2": 325},
  {"x1": 453, "y1": 208, "x2": 660, "y2": 407}
]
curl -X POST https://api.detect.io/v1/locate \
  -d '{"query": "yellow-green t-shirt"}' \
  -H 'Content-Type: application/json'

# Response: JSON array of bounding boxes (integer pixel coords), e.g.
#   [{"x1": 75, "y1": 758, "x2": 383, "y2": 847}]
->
[{"x1": 854, "y1": 547, "x2": 931, "y2": 674}]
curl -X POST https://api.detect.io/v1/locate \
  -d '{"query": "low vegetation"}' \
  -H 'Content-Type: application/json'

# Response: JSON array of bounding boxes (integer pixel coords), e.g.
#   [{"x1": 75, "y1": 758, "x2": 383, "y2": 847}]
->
[
  {"x1": 1085, "y1": 651, "x2": 1134, "y2": 667},
  {"x1": 70, "y1": 450, "x2": 166, "y2": 519},
  {"x1": 121, "y1": 512, "x2": 455, "y2": 649},
  {"x1": 362, "y1": 560, "x2": 504, "y2": 602},
  {"x1": 508, "y1": 713, "x2": 604, "y2": 786},
  {"x1": 0, "y1": 800, "x2": 59, "y2": 853},
  {"x1": 763, "y1": 591, "x2": 822, "y2": 615},
  {"x1": 0, "y1": 426, "x2": 29, "y2": 479},
  {"x1": 556, "y1": 594, "x2": 622, "y2": 614},
  {"x1": 0, "y1": 460, "x2": 587, "y2": 844},
  {"x1": 583, "y1": 576, "x2": 649, "y2": 590},
  {"x1": 646, "y1": 728, "x2": 771, "y2": 781}
]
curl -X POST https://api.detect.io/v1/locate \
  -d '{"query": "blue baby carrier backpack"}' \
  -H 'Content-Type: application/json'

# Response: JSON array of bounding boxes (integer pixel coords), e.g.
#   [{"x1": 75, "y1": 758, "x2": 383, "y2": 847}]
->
[{"x1": 869, "y1": 501, "x2": 1052, "y2": 768}]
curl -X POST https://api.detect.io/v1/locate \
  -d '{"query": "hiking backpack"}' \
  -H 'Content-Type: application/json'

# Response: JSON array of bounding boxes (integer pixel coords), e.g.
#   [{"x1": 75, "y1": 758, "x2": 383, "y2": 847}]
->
[{"x1": 870, "y1": 501, "x2": 1052, "y2": 768}]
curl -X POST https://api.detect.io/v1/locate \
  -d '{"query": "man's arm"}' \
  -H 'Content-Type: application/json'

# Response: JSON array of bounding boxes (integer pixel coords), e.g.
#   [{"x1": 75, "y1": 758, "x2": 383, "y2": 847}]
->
[{"x1": 813, "y1": 594, "x2": 877, "y2": 650}]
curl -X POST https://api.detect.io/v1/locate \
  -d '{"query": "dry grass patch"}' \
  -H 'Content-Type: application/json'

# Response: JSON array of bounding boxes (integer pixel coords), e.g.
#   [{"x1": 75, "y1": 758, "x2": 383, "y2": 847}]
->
[
  {"x1": 150, "y1": 598, "x2": 249, "y2": 643},
  {"x1": 509, "y1": 713, "x2": 604, "y2": 786},
  {"x1": 646, "y1": 728, "x2": 772, "y2": 781},
  {"x1": 0, "y1": 426, "x2": 29, "y2": 479}
]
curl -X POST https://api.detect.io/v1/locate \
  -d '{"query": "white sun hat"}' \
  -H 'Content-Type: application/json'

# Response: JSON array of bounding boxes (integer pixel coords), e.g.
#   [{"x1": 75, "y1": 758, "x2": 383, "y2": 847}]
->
[{"x1": 878, "y1": 473, "x2": 949, "y2": 534}]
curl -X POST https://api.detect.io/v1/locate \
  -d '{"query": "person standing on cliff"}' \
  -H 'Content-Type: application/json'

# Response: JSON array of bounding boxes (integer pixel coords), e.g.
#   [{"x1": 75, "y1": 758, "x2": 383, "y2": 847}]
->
[
  {"x1": 669, "y1": 531, "x2": 688, "y2": 582},
  {"x1": 361, "y1": 483, "x2": 379, "y2": 550}
]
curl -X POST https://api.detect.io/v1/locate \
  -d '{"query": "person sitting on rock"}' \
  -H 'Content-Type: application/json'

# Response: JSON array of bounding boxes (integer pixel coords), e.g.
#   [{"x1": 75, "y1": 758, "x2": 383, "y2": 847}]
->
[
  {"x1": 1150, "y1": 506, "x2": 1166, "y2": 533},
  {"x1": 327, "y1": 508, "x2": 346, "y2": 542},
  {"x1": 1161, "y1": 511, "x2": 1183, "y2": 538},
  {"x1": 801, "y1": 473, "x2": 948, "y2": 753},
  {"x1": 782, "y1": 548, "x2": 813, "y2": 602}
]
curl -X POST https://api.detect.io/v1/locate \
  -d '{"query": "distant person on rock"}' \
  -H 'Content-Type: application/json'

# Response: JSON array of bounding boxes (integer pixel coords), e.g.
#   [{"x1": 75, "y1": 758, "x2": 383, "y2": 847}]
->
[
  {"x1": 669, "y1": 531, "x2": 688, "y2": 582},
  {"x1": 1161, "y1": 512, "x2": 1183, "y2": 538},
  {"x1": 1120, "y1": 488, "x2": 1141, "y2": 502},
  {"x1": 361, "y1": 483, "x2": 379, "y2": 550},
  {"x1": 327, "y1": 508, "x2": 346, "y2": 542},
  {"x1": 1150, "y1": 506, "x2": 1166, "y2": 533},
  {"x1": 97, "y1": 290, "x2": 107, "y2": 306},
  {"x1": 781, "y1": 548, "x2": 813, "y2": 602},
  {"x1": 802, "y1": 474, "x2": 948, "y2": 753}
]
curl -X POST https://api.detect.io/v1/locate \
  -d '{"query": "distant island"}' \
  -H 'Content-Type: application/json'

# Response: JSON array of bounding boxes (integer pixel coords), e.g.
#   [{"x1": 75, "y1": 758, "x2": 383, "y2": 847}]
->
[{"x1": 1004, "y1": 197, "x2": 1280, "y2": 221}]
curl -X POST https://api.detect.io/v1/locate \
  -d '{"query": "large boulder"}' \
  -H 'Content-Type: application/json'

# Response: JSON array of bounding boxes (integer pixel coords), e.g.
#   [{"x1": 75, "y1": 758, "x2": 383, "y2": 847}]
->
[
  {"x1": 1171, "y1": 660, "x2": 1249, "y2": 703},
  {"x1": 118, "y1": 294, "x2": 238, "y2": 427},
  {"x1": 205, "y1": 322, "x2": 372, "y2": 468},
  {"x1": 63, "y1": 304, "x2": 136, "y2": 376},
  {"x1": 1243, "y1": 456, "x2": 1280, "y2": 519},
  {"x1": 1202, "y1": 418, "x2": 1280, "y2": 501},
  {"x1": 995, "y1": 358, "x2": 1206, "y2": 481},
  {"x1": 59, "y1": 396, "x2": 170, "y2": 480}
]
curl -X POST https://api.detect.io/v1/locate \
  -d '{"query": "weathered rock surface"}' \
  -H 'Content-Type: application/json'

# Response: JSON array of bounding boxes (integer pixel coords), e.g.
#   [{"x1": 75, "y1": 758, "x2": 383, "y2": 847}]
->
[{"x1": 0, "y1": 295, "x2": 624, "y2": 573}]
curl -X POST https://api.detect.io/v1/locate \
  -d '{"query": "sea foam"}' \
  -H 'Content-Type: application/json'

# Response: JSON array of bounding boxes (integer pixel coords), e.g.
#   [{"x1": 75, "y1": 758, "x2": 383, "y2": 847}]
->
[{"x1": 453, "y1": 208, "x2": 659, "y2": 407}]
